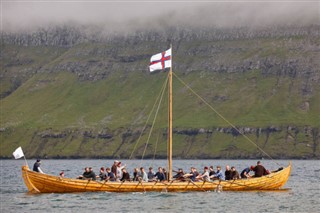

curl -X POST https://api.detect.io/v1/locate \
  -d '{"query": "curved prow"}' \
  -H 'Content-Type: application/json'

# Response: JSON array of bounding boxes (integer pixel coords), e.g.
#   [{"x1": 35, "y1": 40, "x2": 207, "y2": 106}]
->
[
  {"x1": 275, "y1": 161, "x2": 292, "y2": 189},
  {"x1": 22, "y1": 165, "x2": 40, "y2": 193}
]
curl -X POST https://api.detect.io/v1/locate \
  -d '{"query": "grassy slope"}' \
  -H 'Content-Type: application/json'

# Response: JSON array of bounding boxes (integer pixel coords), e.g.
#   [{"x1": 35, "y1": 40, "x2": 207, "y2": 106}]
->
[{"x1": 0, "y1": 36, "x2": 319, "y2": 158}]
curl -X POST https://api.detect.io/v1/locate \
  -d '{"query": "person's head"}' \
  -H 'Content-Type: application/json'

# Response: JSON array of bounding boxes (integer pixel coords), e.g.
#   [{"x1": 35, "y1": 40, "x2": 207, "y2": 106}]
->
[
  {"x1": 100, "y1": 167, "x2": 105, "y2": 172},
  {"x1": 178, "y1": 168, "x2": 183, "y2": 172},
  {"x1": 117, "y1": 162, "x2": 122, "y2": 167},
  {"x1": 158, "y1": 167, "x2": 163, "y2": 172},
  {"x1": 60, "y1": 171, "x2": 64, "y2": 177},
  {"x1": 250, "y1": 166, "x2": 255, "y2": 170},
  {"x1": 121, "y1": 168, "x2": 126, "y2": 172},
  {"x1": 190, "y1": 167, "x2": 196, "y2": 172},
  {"x1": 36, "y1": 159, "x2": 41, "y2": 163},
  {"x1": 226, "y1": 165, "x2": 230, "y2": 171},
  {"x1": 140, "y1": 167, "x2": 145, "y2": 172},
  {"x1": 204, "y1": 166, "x2": 208, "y2": 171},
  {"x1": 114, "y1": 160, "x2": 119, "y2": 165},
  {"x1": 89, "y1": 167, "x2": 93, "y2": 171},
  {"x1": 149, "y1": 167, "x2": 153, "y2": 171},
  {"x1": 209, "y1": 166, "x2": 214, "y2": 171},
  {"x1": 216, "y1": 166, "x2": 221, "y2": 171},
  {"x1": 257, "y1": 161, "x2": 261, "y2": 165},
  {"x1": 231, "y1": 166, "x2": 236, "y2": 171},
  {"x1": 106, "y1": 167, "x2": 111, "y2": 172},
  {"x1": 134, "y1": 168, "x2": 139, "y2": 172},
  {"x1": 85, "y1": 167, "x2": 89, "y2": 172}
]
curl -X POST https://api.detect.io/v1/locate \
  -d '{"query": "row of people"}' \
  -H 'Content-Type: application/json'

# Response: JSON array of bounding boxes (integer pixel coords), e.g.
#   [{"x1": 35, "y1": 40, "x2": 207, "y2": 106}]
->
[
  {"x1": 32, "y1": 159, "x2": 269, "y2": 182},
  {"x1": 76, "y1": 160, "x2": 269, "y2": 182}
]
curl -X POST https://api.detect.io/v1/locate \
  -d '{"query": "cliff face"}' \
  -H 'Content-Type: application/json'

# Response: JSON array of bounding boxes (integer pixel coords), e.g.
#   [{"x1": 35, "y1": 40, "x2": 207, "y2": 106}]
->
[{"x1": 0, "y1": 25, "x2": 319, "y2": 159}]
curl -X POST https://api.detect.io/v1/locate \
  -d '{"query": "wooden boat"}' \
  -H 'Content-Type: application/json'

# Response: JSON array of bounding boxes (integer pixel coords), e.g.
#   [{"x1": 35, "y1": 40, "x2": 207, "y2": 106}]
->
[
  {"x1": 22, "y1": 163, "x2": 291, "y2": 193},
  {"x1": 21, "y1": 46, "x2": 291, "y2": 193}
]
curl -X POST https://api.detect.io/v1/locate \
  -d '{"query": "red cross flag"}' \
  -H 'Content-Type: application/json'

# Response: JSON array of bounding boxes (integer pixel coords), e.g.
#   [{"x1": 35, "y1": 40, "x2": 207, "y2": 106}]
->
[{"x1": 149, "y1": 48, "x2": 172, "y2": 72}]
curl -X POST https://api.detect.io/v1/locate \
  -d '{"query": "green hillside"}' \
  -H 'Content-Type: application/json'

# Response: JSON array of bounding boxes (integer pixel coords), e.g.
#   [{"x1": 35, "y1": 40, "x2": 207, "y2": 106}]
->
[{"x1": 1, "y1": 28, "x2": 319, "y2": 159}]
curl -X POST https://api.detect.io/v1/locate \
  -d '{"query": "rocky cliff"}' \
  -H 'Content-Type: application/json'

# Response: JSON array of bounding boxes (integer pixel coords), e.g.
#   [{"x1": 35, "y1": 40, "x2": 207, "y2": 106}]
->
[{"x1": 0, "y1": 25, "x2": 319, "y2": 159}]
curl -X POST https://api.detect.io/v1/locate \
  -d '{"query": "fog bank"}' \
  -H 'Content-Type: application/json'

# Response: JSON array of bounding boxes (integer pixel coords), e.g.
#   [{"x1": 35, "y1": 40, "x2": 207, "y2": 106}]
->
[{"x1": 2, "y1": 1, "x2": 319, "y2": 33}]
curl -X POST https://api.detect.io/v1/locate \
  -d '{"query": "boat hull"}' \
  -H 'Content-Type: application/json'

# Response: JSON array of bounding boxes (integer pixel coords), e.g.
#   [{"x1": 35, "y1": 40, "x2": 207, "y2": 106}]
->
[{"x1": 21, "y1": 163, "x2": 291, "y2": 193}]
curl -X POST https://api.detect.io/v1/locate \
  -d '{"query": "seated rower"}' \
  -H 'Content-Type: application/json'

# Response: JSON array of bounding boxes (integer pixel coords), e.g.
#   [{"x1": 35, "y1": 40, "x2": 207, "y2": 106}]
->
[
  {"x1": 209, "y1": 166, "x2": 215, "y2": 176},
  {"x1": 230, "y1": 166, "x2": 240, "y2": 180},
  {"x1": 196, "y1": 167, "x2": 210, "y2": 181},
  {"x1": 183, "y1": 167, "x2": 198, "y2": 182},
  {"x1": 225, "y1": 165, "x2": 232, "y2": 180},
  {"x1": 210, "y1": 166, "x2": 225, "y2": 180},
  {"x1": 163, "y1": 168, "x2": 168, "y2": 181},
  {"x1": 139, "y1": 167, "x2": 148, "y2": 182},
  {"x1": 88, "y1": 167, "x2": 97, "y2": 180},
  {"x1": 78, "y1": 167, "x2": 91, "y2": 179},
  {"x1": 253, "y1": 161, "x2": 270, "y2": 177},
  {"x1": 154, "y1": 167, "x2": 166, "y2": 182},
  {"x1": 173, "y1": 168, "x2": 185, "y2": 181},
  {"x1": 106, "y1": 167, "x2": 116, "y2": 181},
  {"x1": 132, "y1": 168, "x2": 140, "y2": 181},
  {"x1": 148, "y1": 167, "x2": 155, "y2": 182},
  {"x1": 98, "y1": 167, "x2": 107, "y2": 181},
  {"x1": 120, "y1": 168, "x2": 131, "y2": 182},
  {"x1": 240, "y1": 166, "x2": 254, "y2": 179}
]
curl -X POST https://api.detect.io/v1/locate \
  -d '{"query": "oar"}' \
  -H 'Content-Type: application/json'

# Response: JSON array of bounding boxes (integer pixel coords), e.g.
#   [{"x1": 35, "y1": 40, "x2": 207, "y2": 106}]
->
[
  {"x1": 138, "y1": 180, "x2": 146, "y2": 193},
  {"x1": 183, "y1": 178, "x2": 206, "y2": 192},
  {"x1": 98, "y1": 180, "x2": 108, "y2": 190}
]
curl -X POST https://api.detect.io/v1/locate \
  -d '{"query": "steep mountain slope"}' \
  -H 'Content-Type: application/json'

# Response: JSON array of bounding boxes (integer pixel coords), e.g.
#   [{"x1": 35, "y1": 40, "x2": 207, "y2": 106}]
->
[{"x1": 1, "y1": 26, "x2": 319, "y2": 159}]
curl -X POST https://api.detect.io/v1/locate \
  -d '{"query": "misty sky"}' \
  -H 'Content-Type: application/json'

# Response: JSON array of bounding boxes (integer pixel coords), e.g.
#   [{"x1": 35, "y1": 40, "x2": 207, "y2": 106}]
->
[{"x1": 1, "y1": 0, "x2": 319, "y2": 33}]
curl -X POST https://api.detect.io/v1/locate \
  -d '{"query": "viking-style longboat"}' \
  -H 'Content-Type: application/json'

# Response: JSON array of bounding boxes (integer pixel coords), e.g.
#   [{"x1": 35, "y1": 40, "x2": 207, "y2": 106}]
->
[{"x1": 21, "y1": 46, "x2": 291, "y2": 193}]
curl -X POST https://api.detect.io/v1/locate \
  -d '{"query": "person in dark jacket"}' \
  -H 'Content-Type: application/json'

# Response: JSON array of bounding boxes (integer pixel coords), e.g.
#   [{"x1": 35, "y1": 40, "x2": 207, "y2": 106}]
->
[
  {"x1": 33, "y1": 159, "x2": 44, "y2": 173},
  {"x1": 253, "y1": 161, "x2": 270, "y2": 177},
  {"x1": 132, "y1": 168, "x2": 140, "y2": 181},
  {"x1": 183, "y1": 167, "x2": 198, "y2": 182},
  {"x1": 78, "y1": 167, "x2": 90, "y2": 179},
  {"x1": 154, "y1": 167, "x2": 166, "y2": 182},
  {"x1": 240, "y1": 166, "x2": 254, "y2": 178},
  {"x1": 209, "y1": 166, "x2": 215, "y2": 176},
  {"x1": 99, "y1": 167, "x2": 107, "y2": 181},
  {"x1": 173, "y1": 168, "x2": 185, "y2": 180},
  {"x1": 88, "y1": 167, "x2": 96, "y2": 180},
  {"x1": 106, "y1": 167, "x2": 116, "y2": 181},
  {"x1": 120, "y1": 168, "x2": 131, "y2": 182},
  {"x1": 225, "y1": 165, "x2": 232, "y2": 180},
  {"x1": 230, "y1": 166, "x2": 240, "y2": 180}
]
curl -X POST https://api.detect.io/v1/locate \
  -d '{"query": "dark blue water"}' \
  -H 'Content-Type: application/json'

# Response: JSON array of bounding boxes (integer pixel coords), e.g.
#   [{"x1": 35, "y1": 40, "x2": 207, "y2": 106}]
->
[{"x1": 1, "y1": 159, "x2": 319, "y2": 212}]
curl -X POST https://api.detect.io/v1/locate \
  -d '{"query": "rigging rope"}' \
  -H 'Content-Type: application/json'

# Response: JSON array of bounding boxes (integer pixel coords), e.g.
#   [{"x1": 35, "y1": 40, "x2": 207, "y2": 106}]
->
[
  {"x1": 151, "y1": 131, "x2": 161, "y2": 168},
  {"x1": 129, "y1": 73, "x2": 168, "y2": 160},
  {"x1": 140, "y1": 73, "x2": 168, "y2": 162},
  {"x1": 172, "y1": 72, "x2": 280, "y2": 167}
]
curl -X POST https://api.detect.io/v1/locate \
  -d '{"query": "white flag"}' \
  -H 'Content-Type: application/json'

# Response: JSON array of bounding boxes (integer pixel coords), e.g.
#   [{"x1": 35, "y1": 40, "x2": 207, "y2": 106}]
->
[
  {"x1": 149, "y1": 48, "x2": 172, "y2": 72},
  {"x1": 13, "y1": 147, "x2": 24, "y2": 159}
]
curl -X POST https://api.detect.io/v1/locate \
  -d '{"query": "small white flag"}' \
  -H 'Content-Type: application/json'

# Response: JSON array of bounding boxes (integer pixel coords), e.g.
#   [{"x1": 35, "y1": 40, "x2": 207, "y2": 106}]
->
[{"x1": 13, "y1": 147, "x2": 24, "y2": 159}]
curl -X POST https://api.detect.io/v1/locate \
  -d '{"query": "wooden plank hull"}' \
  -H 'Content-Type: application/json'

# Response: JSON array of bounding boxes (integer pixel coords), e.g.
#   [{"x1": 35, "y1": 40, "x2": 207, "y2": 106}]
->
[{"x1": 21, "y1": 163, "x2": 291, "y2": 193}]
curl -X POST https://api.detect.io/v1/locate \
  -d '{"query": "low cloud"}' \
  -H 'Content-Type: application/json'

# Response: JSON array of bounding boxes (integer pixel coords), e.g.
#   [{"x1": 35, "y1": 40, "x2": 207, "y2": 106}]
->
[{"x1": 2, "y1": 1, "x2": 319, "y2": 33}]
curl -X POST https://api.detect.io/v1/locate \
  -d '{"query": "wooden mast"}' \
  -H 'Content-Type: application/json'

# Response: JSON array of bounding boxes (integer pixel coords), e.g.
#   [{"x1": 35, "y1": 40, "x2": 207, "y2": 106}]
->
[{"x1": 168, "y1": 44, "x2": 173, "y2": 181}]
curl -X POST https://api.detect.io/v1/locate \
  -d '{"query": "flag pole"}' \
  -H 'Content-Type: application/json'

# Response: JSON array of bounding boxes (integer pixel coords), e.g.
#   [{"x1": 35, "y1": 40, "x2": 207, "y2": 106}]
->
[
  {"x1": 23, "y1": 156, "x2": 29, "y2": 168},
  {"x1": 168, "y1": 44, "x2": 173, "y2": 181}
]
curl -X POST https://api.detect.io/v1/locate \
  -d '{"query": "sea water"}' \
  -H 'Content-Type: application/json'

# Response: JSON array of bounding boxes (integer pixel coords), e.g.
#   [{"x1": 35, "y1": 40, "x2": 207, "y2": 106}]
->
[{"x1": 1, "y1": 159, "x2": 319, "y2": 212}]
